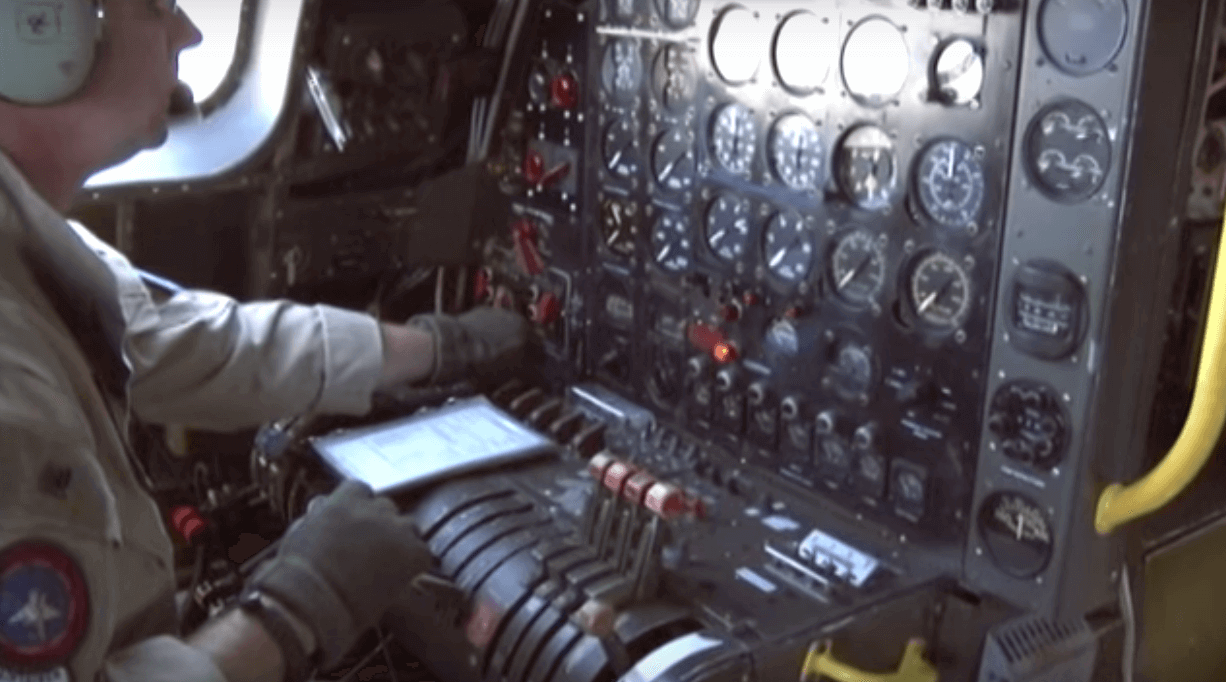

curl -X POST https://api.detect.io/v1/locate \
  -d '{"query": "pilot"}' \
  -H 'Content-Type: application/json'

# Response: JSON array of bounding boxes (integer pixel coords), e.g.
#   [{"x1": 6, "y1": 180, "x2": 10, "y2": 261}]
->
[{"x1": 0, "y1": 1, "x2": 527, "y2": 682}]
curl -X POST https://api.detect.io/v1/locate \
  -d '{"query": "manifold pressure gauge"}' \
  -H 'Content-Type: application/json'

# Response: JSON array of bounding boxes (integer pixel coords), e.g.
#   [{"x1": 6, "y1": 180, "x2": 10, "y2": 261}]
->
[
  {"x1": 908, "y1": 251, "x2": 971, "y2": 330},
  {"x1": 829, "y1": 229, "x2": 886, "y2": 307}
]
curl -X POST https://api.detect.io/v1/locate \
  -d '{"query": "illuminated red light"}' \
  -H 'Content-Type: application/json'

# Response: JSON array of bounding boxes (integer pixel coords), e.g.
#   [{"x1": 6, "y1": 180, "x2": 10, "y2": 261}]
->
[{"x1": 712, "y1": 342, "x2": 737, "y2": 363}]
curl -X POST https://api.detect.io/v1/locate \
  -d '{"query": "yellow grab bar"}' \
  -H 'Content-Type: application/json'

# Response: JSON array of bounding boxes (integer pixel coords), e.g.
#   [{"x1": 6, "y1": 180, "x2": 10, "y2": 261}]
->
[
  {"x1": 800, "y1": 638, "x2": 938, "y2": 682},
  {"x1": 1096, "y1": 207, "x2": 1226, "y2": 534}
]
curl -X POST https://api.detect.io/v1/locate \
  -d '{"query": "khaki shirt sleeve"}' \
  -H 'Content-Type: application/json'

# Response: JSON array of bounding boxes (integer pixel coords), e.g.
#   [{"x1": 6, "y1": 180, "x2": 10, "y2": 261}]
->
[
  {"x1": 68, "y1": 222, "x2": 386, "y2": 432},
  {"x1": 0, "y1": 295, "x2": 226, "y2": 682}
]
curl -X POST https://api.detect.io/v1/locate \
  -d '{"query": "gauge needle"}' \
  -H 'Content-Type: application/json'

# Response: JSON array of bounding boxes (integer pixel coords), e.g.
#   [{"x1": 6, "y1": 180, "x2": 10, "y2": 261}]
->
[
  {"x1": 607, "y1": 231, "x2": 622, "y2": 246},
  {"x1": 658, "y1": 244, "x2": 673, "y2": 261},
  {"x1": 608, "y1": 146, "x2": 625, "y2": 169},
  {"x1": 711, "y1": 228, "x2": 727, "y2": 244},
  {"x1": 839, "y1": 258, "x2": 867, "y2": 289},
  {"x1": 659, "y1": 153, "x2": 684, "y2": 180},
  {"x1": 1016, "y1": 513, "x2": 1025, "y2": 541},
  {"x1": 918, "y1": 278, "x2": 954, "y2": 314},
  {"x1": 769, "y1": 248, "x2": 786, "y2": 268},
  {"x1": 947, "y1": 148, "x2": 956, "y2": 177}
]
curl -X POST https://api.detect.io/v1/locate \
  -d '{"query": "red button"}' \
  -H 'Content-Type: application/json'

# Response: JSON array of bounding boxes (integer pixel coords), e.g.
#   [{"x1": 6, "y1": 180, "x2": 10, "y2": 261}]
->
[{"x1": 550, "y1": 73, "x2": 579, "y2": 109}]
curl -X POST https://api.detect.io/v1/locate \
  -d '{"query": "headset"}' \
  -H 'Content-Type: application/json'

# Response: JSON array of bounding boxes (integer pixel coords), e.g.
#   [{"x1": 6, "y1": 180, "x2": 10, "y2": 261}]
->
[{"x1": 0, "y1": 0, "x2": 103, "y2": 105}]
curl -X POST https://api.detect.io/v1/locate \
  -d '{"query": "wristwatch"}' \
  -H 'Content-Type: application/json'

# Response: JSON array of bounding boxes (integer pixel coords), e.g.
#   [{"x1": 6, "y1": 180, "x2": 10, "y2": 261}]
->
[{"x1": 237, "y1": 588, "x2": 317, "y2": 682}]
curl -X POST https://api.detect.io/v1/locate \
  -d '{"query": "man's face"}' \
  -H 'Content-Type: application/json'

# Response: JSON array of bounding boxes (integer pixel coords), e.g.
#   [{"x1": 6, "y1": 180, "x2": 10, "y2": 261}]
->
[{"x1": 79, "y1": 0, "x2": 203, "y2": 166}]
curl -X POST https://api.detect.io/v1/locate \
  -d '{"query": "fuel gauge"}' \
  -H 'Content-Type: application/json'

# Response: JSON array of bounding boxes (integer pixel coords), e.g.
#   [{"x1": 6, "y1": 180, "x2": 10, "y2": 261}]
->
[{"x1": 978, "y1": 492, "x2": 1053, "y2": 578}]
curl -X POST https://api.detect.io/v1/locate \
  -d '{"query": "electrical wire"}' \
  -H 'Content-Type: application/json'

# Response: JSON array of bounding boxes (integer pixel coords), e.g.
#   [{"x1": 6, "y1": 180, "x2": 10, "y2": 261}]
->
[
  {"x1": 1120, "y1": 566, "x2": 1137, "y2": 682},
  {"x1": 1096, "y1": 206, "x2": 1226, "y2": 533},
  {"x1": 434, "y1": 266, "x2": 446, "y2": 314}
]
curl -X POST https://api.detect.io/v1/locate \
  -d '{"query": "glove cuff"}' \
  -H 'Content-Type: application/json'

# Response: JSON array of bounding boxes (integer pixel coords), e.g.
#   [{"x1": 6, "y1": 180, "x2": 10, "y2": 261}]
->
[
  {"x1": 406, "y1": 314, "x2": 464, "y2": 386},
  {"x1": 249, "y1": 555, "x2": 360, "y2": 669}
]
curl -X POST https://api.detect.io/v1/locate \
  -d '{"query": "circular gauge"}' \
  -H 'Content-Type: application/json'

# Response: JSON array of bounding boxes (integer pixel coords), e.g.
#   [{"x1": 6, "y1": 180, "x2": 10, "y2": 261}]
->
[
  {"x1": 829, "y1": 229, "x2": 886, "y2": 307},
  {"x1": 932, "y1": 39, "x2": 983, "y2": 105},
  {"x1": 908, "y1": 251, "x2": 972, "y2": 329},
  {"x1": 841, "y1": 18, "x2": 910, "y2": 106},
  {"x1": 652, "y1": 44, "x2": 697, "y2": 114},
  {"x1": 837, "y1": 126, "x2": 897, "y2": 210},
  {"x1": 710, "y1": 6, "x2": 762, "y2": 84},
  {"x1": 830, "y1": 342, "x2": 875, "y2": 399},
  {"x1": 601, "y1": 39, "x2": 643, "y2": 104},
  {"x1": 602, "y1": 120, "x2": 640, "y2": 178},
  {"x1": 987, "y1": 381, "x2": 1071, "y2": 470},
  {"x1": 655, "y1": 0, "x2": 699, "y2": 29},
  {"x1": 606, "y1": 0, "x2": 638, "y2": 23},
  {"x1": 1038, "y1": 0, "x2": 1127, "y2": 76},
  {"x1": 651, "y1": 129, "x2": 696, "y2": 193},
  {"x1": 528, "y1": 63, "x2": 550, "y2": 106},
  {"x1": 915, "y1": 139, "x2": 986, "y2": 228},
  {"x1": 1024, "y1": 100, "x2": 1112, "y2": 203},
  {"x1": 978, "y1": 492, "x2": 1053, "y2": 578},
  {"x1": 651, "y1": 212, "x2": 694, "y2": 273},
  {"x1": 763, "y1": 211, "x2": 813, "y2": 283},
  {"x1": 710, "y1": 103, "x2": 757, "y2": 176},
  {"x1": 598, "y1": 277, "x2": 635, "y2": 328},
  {"x1": 769, "y1": 115, "x2": 824, "y2": 191},
  {"x1": 704, "y1": 194, "x2": 753, "y2": 263},
  {"x1": 772, "y1": 11, "x2": 838, "y2": 93},
  {"x1": 600, "y1": 198, "x2": 640, "y2": 258},
  {"x1": 819, "y1": 434, "x2": 852, "y2": 482}
]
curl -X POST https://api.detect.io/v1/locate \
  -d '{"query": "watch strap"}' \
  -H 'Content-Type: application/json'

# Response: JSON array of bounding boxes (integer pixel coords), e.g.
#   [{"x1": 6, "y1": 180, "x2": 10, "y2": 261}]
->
[{"x1": 238, "y1": 588, "x2": 315, "y2": 682}]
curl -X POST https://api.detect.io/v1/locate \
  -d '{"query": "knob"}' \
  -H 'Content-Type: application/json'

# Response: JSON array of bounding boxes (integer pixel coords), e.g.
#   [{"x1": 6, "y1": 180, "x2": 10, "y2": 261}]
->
[
  {"x1": 511, "y1": 219, "x2": 545, "y2": 276},
  {"x1": 780, "y1": 396, "x2": 801, "y2": 421},
  {"x1": 853, "y1": 422, "x2": 878, "y2": 451},
  {"x1": 715, "y1": 366, "x2": 739, "y2": 392},
  {"x1": 687, "y1": 355, "x2": 710, "y2": 379},
  {"x1": 523, "y1": 148, "x2": 545, "y2": 184},
  {"x1": 550, "y1": 72, "x2": 579, "y2": 109},
  {"x1": 747, "y1": 382, "x2": 767, "y2": 406},
  {"x1": 473, "y1": 268, "x2": 493, "y2": 302},
  {"x1": 530, "y1": 291, "x2": 562, "y2": 325},
  {"x1": 815, "y1": 410, "x2": 838, "y2": 435}
]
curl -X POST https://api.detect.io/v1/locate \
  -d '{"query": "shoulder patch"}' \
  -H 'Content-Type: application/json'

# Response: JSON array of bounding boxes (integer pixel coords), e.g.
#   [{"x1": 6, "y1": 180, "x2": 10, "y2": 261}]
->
[{"x1": 0, "y1": 542, "x2": 89, "y2": 667}]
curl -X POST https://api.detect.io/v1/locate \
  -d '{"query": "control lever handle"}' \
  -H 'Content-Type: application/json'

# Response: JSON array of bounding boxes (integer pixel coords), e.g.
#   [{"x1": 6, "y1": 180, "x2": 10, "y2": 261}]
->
[{"x1": 800, "y1": 639, "x2": 938, "y2": 682}]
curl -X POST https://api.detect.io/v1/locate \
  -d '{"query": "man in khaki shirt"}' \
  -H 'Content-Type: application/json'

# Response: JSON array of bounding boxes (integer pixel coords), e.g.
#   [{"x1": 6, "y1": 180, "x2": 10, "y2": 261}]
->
[{"x1": 0, "y1": 1, "x2": 528, "y2": 681}]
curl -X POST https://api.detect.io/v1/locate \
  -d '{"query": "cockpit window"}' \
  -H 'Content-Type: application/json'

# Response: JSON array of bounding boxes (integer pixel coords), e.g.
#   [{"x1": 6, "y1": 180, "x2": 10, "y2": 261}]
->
[{"x1": 178, "y1": 0, "x2": 245, "y2": 104}]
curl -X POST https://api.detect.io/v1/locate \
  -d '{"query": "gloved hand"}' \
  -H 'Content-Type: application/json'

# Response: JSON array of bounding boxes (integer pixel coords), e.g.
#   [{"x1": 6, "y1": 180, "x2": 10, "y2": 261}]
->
[
  {"x1": 408, "y1": 306, "x2": 529, "y2": 386},
  {"x1": 246, "y1": 480, "x2": 433, "y2": 668}
]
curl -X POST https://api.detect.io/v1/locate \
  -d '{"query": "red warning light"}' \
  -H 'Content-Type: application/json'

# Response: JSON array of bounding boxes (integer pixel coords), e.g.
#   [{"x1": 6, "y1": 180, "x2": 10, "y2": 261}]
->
[{"x1": 712, "y1": 342, "x2": 737, "y2": 363}]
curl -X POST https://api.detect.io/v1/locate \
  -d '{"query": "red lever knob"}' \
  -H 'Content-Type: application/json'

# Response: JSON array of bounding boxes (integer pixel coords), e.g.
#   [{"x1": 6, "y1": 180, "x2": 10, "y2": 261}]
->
[
  {"x1": 473, "y1": 268, "x2": 492, "y2": 302},
  {"x1": 523, "y1": 149, "x2": 545, "y2": 184},
  {"x1": 644, "y1": 483, "x2": 687, "y2": 520},
  {"x1": 511, "y1": 219, "x2": 545, "y2": 276},
  {"x1": 550, "y1": 73, "x2": 579, "y2": 109},
  {"x1": 531, "y1": 291, "x2": 562, "y2": 325},
  {"x1": 170, "y1": 505, "x2": 207, "y2": 544}
]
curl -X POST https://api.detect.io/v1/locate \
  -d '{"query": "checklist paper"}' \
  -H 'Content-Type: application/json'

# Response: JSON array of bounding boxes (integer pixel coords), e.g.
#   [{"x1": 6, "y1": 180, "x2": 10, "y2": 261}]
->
[{"x1": 310, "y1": 396, "x2": 555, "y2": 494}]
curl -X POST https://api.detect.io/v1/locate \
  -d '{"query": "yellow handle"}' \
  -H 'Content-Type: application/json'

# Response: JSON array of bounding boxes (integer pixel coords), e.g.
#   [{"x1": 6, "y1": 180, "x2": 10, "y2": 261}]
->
[
  {"x1": 800, "y1": 638, "x2": 938, "y2": 682},
  {"x1": 1095, "y1": 208, "x2": 1226, "y2": 534}
]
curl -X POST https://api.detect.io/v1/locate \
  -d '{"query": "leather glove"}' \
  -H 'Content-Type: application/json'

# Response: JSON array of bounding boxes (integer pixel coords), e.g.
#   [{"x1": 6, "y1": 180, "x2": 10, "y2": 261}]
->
[
  {"x1": 247, "y1": 480, "x2": 434, "y2": 668},
  {"x1": 408, "y1": 306, "x2": 529, "y2": 386}
]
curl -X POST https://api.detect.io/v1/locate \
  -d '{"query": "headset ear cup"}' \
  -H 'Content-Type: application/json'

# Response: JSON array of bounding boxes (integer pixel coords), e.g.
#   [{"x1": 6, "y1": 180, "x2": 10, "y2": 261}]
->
[{"x1": 0, "y1": 0, "x2": 101, "y2": 105}]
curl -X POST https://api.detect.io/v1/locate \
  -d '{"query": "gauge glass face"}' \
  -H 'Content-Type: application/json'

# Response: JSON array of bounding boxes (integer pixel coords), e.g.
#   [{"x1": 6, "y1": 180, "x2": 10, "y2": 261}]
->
[
  {"x1": 599, "y1": 278, "x2": 634, "y2": 327},
  {"x1": 841, "y1": 18, "x2": 910, "y2": 105},
  {"x1": 896, "y1": 470, "x2": 924, "y2": 503},
  {"x1": 1038, "y1": 0, "x2": 1127, "y2": 76},
  {"x1": 600, "y1": 198, "x2": 639, "y2": 258},
  {"x1": 831, "y1": 342, "x2": 874, "y2": 399},
  {"x1": 772, "y1": 11, "x2": 837, "y2": 93},
  {"x1": 933, "y1": 39, "x2": 983, "y2": 105},
  {"x1": 607, "y1": 0, "x2": 637, "y2": 23},
  {"x1": 837, "y1": 126, "x2": 896, "y2": 210},
  {"x1": 655, "y1": 0, "x2": 699, "y2": 28},
  {"x1": 710, "y1": 6, "x2": 761, "y2": 84},
  {"x1": 652, "y1": 44, "x2": 697, "y2": 113},
  {"x1": 829, "y1": 229, "x2": 886, "y2": 307},
  {"x1": 602, "y1": 120, "x2": 640, "y2": 177},
  {"x1": 763, "y1": 212, "x2": 813, "y2": 283},
  {"x1": 769, "y1": 115, "x2": 824, "y2": 191},
  {"x1": 916, "y1": 139, "x2": 986, "y2": 228},
  {"x1": 1025, "y1": 100, "x2": 1111, "y2": 202},
  {"x1": 909, "y1": 251, "x2": 972, "y2": 329},
  {"x1": 601, "y1": 39, "x2": 643, "y2": 104},
  {"x1": 704, "y1": 194, "x2": 752, "y2": 263},
  {"x1": 978, "y1": 492, "x2": 1053, "y2": 578},
  {"x1": 651, "y1": 129, "x2": 696, "y2": 192},
  {"x1": 710, "y1": 104, "x2": 757, "y2": 176},
  {"x1": 652, "y1": 212, "x2": 693, "y2": 273}
]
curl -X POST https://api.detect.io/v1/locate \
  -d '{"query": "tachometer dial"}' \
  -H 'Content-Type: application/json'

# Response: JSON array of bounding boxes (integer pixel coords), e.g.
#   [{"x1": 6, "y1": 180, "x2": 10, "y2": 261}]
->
[
  {"x1": 837, "y1": 126, "x2": 896, "y2": 210},
  {"x1": 652, "y1": 212, "x2": 693, "y2": 273},
  {"x1": 908, "y1": 251, "x2": 972, "y2": 329},
  {"x1": 602, "y1": 120, "x2": 640, "y2": 178},
  {"x1": 704, "y1": 194, "x2": 752, "y2": 263},
  {"x1": 829, "y1": 229, "x2": 886, "y2": 307},
  {"x1": 654, "y1": 0, "x2": 699, "y2": 29},
  {"x1": 763, "y1": 211, "x2": 813, "y2": 283},
  {"x1": 601, "y1": 39, "x2": 643, "y2": 105},
  {"x1": 710, "y1": 103, "x2": 757, "y2": 176},
  {"x1": 600, "y1": 198, "x2": 640, "y2": 258},
  {"x1": 978, "y1": 492, "x2": 1053, "y2": 578},
  {"x1": 769, "y1": 115, "x2": 824, "y2": 191},
  {"x1": 915, "y1": 139, "x2": 986, "y2": 228},
  {"x1": 652, "y1": 44, "x2": 697, "y2": 113},
  {"x1": 651, "y1": 129, "x2": 696, "y2": 193}
]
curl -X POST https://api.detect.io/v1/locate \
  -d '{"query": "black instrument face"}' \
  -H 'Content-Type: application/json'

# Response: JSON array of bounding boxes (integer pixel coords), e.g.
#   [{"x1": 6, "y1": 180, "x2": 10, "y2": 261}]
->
[
  {"x1": 652, "y1": 44, "x2": 698, "y2": 114},
  {"x1": 652, "y1": 212, "x2": 693, "y2": 273},
  {"x1": 829, "y1": 229, "x2": 886, "y2": 308},
  {"x1": 601, "y1": 39, "x2": 643, "y2": 105},
  {"x1": 1024, "y1": 100, "x2": 1112, "y2": 203},
  {"x1": 710, "y1": 103, "x2": 758, "y2": 176},
  {"x1": 978, "y1": 492, "x2": 1054, "y2": 578},
  {"x1": 651, "y1": 129, "x2": 696, "y2": 193},
  {"x1": 763, "y1": 211, "x2": 813, "y2": 284},
  {"x1": 837, "y1": 126, "x2": 897, "y2": 211},
  {"x1": 705, "y1": 194, "x2": 753, "y2": 264},
  {"x1": 915, "y1": 139, "x2": 986, "y2": 229},
  {"x1": 769, "y1": 115, "x2": 824, "y2": 192}
]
